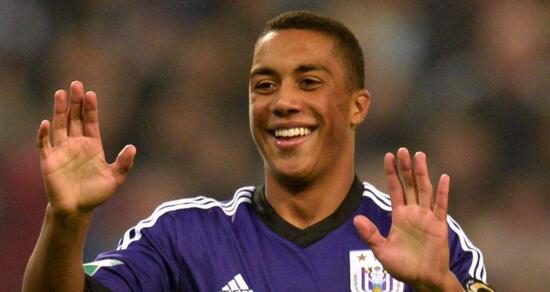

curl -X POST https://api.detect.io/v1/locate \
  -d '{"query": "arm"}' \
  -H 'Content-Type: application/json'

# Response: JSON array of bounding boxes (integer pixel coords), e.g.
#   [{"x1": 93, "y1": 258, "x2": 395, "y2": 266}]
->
[
  {"x1": 22, "y1": 81, "x2": 136, "y2": 292},
  {"x1": 354, "y1": 148, "x2": 463, "y2": 291}
]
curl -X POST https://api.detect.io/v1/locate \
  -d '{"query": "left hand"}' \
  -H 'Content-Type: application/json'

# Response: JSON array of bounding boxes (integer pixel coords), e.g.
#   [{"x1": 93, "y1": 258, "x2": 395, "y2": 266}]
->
[{"x1": 354, "y1": 148, "x2": 462, "y2": 291}]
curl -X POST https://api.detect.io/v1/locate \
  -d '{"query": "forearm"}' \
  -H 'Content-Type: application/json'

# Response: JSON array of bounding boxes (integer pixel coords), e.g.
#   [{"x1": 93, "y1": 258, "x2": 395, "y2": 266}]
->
[{"x1": 22, "y1": 204, "x2": 93, "y2": 292}]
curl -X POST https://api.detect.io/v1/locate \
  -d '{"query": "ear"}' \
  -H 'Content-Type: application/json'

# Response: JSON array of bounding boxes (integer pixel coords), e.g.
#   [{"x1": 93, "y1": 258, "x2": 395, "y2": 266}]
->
[{"x1": 350, "y1": 89, "x2": 371, "y2": 127}]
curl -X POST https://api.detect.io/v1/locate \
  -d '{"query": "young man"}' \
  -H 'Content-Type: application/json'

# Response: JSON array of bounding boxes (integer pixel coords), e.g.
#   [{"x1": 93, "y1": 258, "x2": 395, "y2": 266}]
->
[{"x1": 24, "y1": 11, "x2": 493, "y2": 292}]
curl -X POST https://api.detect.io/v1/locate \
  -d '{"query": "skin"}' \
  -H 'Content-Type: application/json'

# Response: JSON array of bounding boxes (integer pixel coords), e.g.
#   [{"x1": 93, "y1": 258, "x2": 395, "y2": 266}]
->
[
  {"x1": 24, "y1": 29, "x2": 462, "y2": 291},
  {"x1": 354, "y1": 150, "x2": 462, "y2": 291},
  {"x1": 23, "y1": 82, "x2": 136, "y2": 291},
  {"x1": 249, "y1": 29, "x2": 370, "y2": 228}
]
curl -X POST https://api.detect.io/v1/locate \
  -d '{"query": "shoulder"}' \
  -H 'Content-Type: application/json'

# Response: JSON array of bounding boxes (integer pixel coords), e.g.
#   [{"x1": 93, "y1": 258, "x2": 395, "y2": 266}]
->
[
  {"x1": 116, "y1": 185, "x2": 256, "y2": 250},
  {"x1": 150, "y1": 185, "x2": 256, "y2": 217},
  {"x1": 359, "y1": 180, "x2": 487, "y2": 283},
  {"x1": 360, "y1": 180, "x2": 393, "y2": 211}
]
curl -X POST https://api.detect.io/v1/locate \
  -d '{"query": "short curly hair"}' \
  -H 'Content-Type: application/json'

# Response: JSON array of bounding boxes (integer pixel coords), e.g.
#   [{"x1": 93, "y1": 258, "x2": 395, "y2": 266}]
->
[{"x1": 258, "y1": 11, "x2": 365, "y2": 90}]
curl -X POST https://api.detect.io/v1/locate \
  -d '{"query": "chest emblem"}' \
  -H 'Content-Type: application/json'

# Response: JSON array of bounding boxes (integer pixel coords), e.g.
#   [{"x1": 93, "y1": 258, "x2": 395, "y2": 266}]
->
[{"x1": 349, "y1": 250, "x2": 404, "y2": 292}]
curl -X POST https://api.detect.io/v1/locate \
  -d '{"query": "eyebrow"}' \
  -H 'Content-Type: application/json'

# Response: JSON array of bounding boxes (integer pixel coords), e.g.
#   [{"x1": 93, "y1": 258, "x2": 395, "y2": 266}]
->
[
  {"x1": 295, "y1": 64, "x2": 332, "y2": 75},
  {"x1": 250, "y1": 67, "x2": 277, "y2": 78},
  {"x1": 250, "y1": 64, "x2": 333, "y2": 79}
]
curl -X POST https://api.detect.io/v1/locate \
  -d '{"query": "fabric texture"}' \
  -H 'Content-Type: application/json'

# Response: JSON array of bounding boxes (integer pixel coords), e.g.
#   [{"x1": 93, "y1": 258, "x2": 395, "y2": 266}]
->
[{"x1": 85, "y1": 178, "x2": 489, "y2": 291}]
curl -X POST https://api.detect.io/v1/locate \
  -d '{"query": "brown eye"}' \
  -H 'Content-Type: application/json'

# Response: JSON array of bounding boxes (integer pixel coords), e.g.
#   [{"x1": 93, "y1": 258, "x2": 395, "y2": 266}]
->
[
  {"x1": 254, "y1": 81, "x2": 277, "y2": 94},
  {"x1": 299, "y1": 78, "x2": 321, "y2": 90}
]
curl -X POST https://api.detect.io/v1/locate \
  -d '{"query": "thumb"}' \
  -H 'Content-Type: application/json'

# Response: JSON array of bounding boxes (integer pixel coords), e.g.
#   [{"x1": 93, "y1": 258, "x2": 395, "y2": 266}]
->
[
  {"x1": 353, "y1": 215, "x2": 386, "y2": 250},
  {"x1": 112, "y1": 144, "x2": 137, "y2": 184}
]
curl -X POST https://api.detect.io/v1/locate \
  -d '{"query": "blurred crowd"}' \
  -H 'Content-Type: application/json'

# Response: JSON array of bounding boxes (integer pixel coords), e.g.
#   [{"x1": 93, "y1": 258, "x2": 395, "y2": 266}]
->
[{"x1": 0, "y1": 0, "x2": 548, "y2": 290}]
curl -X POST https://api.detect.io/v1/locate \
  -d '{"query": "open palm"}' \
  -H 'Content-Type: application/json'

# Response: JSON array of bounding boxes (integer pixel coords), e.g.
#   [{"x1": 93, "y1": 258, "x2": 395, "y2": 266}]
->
[
  {"x1": 354, "y1": 148, "x2": 460, "y2": 291},
  {"x1": 37, "y1": 81, "x2": 136, "y2": 216}
]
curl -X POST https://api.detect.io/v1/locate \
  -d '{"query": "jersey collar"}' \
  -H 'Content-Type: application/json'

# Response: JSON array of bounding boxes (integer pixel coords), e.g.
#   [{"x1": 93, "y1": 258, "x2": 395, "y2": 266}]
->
[{"x1": 251, "y1": 176, "x2": 364, "y2": 247}]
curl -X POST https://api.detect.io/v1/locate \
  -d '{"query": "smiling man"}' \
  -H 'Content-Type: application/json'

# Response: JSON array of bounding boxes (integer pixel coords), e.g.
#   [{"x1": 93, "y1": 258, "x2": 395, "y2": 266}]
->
[
  {"x1": 249, "y1": 27, "x2": 369, "y2": 229},
  {"x1": 24, "y1": 11, "x2": 493, "y2": 292}
]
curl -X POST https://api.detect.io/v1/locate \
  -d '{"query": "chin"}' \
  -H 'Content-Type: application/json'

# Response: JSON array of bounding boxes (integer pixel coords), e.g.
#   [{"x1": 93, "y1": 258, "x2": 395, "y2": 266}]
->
[{"x1": 267, "y1": 161, "x2": 317, "y2": 190}]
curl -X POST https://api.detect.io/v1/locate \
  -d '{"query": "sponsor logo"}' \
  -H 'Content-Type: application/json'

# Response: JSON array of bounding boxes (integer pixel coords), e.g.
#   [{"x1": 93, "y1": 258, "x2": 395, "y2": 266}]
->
[{"x1": 220, "y1": 273, "x2": 253, "y2": 292}]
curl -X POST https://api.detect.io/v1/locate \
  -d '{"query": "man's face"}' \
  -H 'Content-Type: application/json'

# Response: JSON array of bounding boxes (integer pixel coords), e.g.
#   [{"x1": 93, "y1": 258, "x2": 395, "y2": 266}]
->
[{"x1": 249, "y1": 29, "x2": 368, "y2": 183}]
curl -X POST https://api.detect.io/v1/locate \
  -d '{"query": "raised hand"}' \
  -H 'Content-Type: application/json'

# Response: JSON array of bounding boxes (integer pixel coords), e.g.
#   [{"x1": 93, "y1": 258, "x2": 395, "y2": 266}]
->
[
  {"x1": 37, "y1": 81, "x2": 136, "y2": 217},
  {"x1": 353, "y1": 148, "x2": 462, "y2": 291}
]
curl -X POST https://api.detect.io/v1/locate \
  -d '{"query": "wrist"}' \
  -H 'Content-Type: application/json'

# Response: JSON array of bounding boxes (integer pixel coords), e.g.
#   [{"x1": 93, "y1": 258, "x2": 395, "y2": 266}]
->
[
  {"x1": 413, "y1": 271, "x2": 463, "y2": 292},
  {"x1": 45, "y1": 204, "x2": 94, "y2": 230},
  {"x1": 438, "y1": 272, "x2": 463, "y2": 292}
]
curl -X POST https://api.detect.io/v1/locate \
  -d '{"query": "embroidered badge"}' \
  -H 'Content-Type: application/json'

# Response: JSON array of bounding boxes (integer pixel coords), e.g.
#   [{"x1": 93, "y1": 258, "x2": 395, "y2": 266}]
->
[{"x1": 349, "y1": 250, "x2": 404, "y2": 292}]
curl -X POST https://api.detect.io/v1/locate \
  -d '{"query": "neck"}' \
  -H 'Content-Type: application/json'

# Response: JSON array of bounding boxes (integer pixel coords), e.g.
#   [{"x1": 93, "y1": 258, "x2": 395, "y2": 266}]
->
[{"x1": 264, "y1": 163, "x2": 355, "y2": 230}]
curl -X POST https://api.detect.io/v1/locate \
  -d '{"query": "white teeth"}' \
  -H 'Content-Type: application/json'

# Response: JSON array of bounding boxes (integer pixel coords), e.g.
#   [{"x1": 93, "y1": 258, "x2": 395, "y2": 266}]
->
[{"x1": 274, "y1": 127, "x2": 311, "y2": 138}]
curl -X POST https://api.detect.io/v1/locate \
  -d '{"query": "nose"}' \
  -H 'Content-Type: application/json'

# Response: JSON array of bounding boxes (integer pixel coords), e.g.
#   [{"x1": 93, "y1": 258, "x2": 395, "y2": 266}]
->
[{"x1": 271, "y1": 83, "x2": 302, "y2": 117}]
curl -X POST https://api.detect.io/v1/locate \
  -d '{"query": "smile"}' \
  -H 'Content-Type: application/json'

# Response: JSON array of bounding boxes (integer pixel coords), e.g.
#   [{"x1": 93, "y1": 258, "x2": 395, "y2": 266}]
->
[
  {"x1": 274, "y1": 127, "x2": 311, "y2": 138},
  {"x1": 269, "y1": 126, "x2": 316, "y2": 151}
]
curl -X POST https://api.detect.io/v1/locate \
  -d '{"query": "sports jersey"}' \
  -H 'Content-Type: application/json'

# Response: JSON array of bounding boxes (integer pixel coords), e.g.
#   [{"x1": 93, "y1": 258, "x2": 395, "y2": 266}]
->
[{"x1": 84, "y1": 177, "x2": 491, "y2": 291}]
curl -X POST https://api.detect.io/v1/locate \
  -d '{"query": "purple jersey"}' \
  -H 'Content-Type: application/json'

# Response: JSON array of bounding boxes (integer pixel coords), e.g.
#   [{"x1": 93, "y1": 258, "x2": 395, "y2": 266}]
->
[{"x1": 85, "y1": 178, "x2": 488, "y2": 291}]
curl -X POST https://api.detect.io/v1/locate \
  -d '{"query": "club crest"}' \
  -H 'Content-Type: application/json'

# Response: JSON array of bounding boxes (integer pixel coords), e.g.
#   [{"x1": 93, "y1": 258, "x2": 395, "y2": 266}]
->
[{"x1": 349, "y1": 250, "x2": 404, "y2": 292}]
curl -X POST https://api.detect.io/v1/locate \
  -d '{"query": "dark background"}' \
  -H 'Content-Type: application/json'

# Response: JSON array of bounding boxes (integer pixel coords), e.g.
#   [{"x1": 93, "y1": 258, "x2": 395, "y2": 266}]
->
[{"x1": 1, "y1": 1, "x2": 548, "y2": 290}]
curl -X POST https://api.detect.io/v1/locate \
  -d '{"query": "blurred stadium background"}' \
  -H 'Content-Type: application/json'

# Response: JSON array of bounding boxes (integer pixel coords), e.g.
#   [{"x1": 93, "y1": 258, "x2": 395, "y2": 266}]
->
[{"x1": 0, "y1": 1, "x2": 548, "y2": 290}]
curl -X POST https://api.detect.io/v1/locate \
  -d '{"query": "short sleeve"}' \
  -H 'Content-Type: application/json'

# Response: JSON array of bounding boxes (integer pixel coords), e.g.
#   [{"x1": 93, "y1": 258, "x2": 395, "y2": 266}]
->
[
  {"x1": 84, "y1": 212, "x2": 181, "y2": 291},
  {"x1": 447, "y1": 216, "x2": 495, "y2": 291}
]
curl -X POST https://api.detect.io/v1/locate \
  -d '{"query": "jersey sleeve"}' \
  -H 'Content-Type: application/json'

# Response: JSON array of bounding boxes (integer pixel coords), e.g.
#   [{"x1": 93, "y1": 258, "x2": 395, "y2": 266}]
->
[
  {"x1": 447, "y1": 216, "x2": 495, "y2": 291},
  {"x1": 83, "y1": 212, "x2": 182, "y2": 291}
]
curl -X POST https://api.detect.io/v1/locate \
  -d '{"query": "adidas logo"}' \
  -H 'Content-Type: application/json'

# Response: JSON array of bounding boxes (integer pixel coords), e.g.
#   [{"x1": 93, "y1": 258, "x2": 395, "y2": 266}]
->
[{"x1": 220, "y1": 273, "x2": 253, "y2": 292}]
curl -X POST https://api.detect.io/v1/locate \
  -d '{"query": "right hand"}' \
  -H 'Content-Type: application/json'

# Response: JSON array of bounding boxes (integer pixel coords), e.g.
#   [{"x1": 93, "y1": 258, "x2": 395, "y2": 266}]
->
[{"x1": 37, "y1": 81, "x2": 136, "y2": 217}]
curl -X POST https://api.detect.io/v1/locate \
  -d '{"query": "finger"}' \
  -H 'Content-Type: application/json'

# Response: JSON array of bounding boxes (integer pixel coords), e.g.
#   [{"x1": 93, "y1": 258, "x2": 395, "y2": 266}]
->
[
  {"x1": 353, "y1": 215, "x2": 386, "y2": 251},
  {"x1": 69, "y1": 81, "x2": 84, "y2": 136},
  {"x1": 83, "y1": 91, "x2": 101, "y2": 138},
  {"x1": 384, "y1": 153, "x2": 405, "y2": 207},
  {"x1": 52, "y1": 90, "x2": 68, "y2": 145},
  {"x1": 37, "y1": 120, "x2": 52, "y2": 158},
  {"x1": 433, "y1": 174, "x2": 450, "y2": 221},
  {"x1": 414, "y1": 152, "x2": 433, "y2": 209},
  {"x1": 396, "y1": 147, "x2": 417, "y2": 205},
  {"x1": 111, "y1": 145, "x2": 137, "y2": 185}
]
